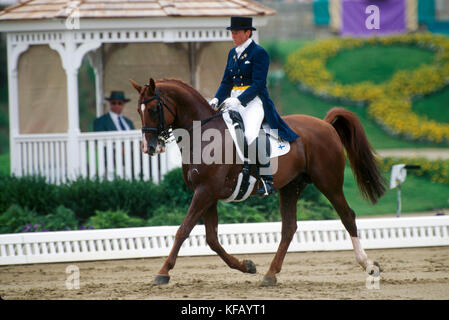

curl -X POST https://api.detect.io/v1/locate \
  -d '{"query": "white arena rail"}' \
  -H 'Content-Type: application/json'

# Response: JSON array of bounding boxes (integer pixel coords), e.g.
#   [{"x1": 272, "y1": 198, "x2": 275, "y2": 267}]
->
[{"x1": 1, "y1": 216, "x2": 448, "y2": 266}]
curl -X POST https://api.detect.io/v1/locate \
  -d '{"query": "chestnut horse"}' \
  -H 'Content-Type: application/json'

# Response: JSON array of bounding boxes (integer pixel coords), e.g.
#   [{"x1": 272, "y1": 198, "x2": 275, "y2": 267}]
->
[{"x1": 130, "y1": 78, "x2": 386, "y2": 286}]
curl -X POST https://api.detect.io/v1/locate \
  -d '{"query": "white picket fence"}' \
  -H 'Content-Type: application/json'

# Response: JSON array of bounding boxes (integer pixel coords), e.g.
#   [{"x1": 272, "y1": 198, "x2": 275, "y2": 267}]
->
[
  {"x1": 12, "y1": 131, "x2": 182, "y2": 184},
  {"x1": 1, "y1": 216, "x2": 448, "y2": 266}
]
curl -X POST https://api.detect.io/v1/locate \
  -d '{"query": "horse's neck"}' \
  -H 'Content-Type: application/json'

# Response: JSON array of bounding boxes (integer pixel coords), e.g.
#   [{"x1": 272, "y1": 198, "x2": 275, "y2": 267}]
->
[{"x1": 172, "y1": 90, "x2": 215, "y2": 129}]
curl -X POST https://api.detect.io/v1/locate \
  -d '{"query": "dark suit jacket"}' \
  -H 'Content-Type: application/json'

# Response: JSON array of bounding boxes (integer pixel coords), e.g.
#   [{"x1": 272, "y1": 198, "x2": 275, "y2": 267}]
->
[
  {"x1": 93, "y1": 113, "x2": 135, "y2": 132},
  {"x1": 215, "y1": 40, "x2": 299, "y2": 142}
]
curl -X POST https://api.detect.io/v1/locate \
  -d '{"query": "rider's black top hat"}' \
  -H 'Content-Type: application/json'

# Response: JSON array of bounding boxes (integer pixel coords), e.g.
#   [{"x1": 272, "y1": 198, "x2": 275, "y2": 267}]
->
[
  {"x1": 105, "y1": 91, "x2": 130, "y2": 102},
  {"x1": 226, "y1": 16, "x2": 256, "y2": 31}
]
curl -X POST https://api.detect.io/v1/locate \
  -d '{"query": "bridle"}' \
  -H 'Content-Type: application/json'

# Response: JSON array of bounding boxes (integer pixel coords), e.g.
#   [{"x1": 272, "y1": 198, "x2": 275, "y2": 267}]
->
[
  {"x1": 139, "y1": 85, "x2": 225, "y2": 145},
  {"x1": 138, "y1": 87, "x2": 176, "y2": 143}
]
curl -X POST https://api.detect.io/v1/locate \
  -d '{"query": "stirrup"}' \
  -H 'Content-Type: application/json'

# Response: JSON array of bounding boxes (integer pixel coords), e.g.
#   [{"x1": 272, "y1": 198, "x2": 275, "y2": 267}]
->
[{"x1": 256, "y1": 177, "x2": 276, "y2": 197}]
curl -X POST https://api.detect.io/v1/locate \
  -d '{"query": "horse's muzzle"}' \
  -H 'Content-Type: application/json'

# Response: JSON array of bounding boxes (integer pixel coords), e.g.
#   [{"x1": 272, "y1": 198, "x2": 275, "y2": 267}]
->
[{"x1": 143, "y1": 139, "x2": 166, "y2": 156}]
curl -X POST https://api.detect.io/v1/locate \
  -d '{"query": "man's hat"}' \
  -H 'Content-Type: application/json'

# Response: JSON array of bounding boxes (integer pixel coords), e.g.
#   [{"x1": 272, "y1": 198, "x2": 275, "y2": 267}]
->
[
  {"x1": 226, "y1": 16, "x2": 256, "y2": 31},
  {"x1": 105, "y1": 91, "x2": 130, "y2": 102}
]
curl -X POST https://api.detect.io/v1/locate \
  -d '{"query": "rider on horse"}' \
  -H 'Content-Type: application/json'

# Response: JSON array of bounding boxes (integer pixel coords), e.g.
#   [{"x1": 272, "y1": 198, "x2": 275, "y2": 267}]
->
[{"x1": 209, "y1": 16, "x2": 299, "y2": 196}]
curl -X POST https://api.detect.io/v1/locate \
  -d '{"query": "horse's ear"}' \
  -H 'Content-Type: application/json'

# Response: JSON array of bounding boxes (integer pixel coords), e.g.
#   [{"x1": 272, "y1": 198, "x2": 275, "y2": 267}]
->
[
  {"x1": 129, "y1": 79, "x2": 142, "y2": 93},
  {"x1": 148, "y1": 78, "x2": 156, "y2": 95}
]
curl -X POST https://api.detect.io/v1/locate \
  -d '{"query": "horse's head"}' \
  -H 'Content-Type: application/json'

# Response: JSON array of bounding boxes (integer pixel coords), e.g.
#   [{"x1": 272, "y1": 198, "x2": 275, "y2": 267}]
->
[{"x1": 130, "y1": 78, "x2": 176, "y2": 156}]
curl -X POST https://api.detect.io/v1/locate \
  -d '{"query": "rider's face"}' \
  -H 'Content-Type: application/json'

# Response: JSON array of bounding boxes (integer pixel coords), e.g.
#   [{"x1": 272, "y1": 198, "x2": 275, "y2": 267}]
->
[{"x1": 231, "y1": 30, "x2": 251, "y2": 47}]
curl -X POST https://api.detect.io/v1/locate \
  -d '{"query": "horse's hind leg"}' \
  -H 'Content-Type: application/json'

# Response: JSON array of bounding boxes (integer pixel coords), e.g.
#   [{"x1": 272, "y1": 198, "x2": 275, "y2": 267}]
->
[
  {"x1": 202, "y1": 202, "x2": 257, "y2": 274},
  {"x1": 261, "y1": 175, "x2": 306, "y2": 287},
  {"x1": 317, "y1": 184, "x2": 380, "y2": 275}
]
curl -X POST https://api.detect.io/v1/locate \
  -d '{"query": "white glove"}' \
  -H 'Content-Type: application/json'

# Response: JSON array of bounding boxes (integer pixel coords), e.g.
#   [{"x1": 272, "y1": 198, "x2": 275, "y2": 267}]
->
[
  {"x1": 223, "y1": 97, "x2": 241, "y2": 110},
  {"x1": 209, "y1": 98, "x2": 219, "y2": 110}
]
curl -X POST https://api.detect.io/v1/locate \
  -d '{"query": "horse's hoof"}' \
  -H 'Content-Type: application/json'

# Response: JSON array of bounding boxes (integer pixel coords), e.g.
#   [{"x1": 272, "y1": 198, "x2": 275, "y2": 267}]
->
[
  {"x1": 152, "y1": 274, "x2": 170, "y2": 285},
  {"x1": 260, "y1": 275, "x2": 277, "y2": 287},
  {"x1": 366, "y1": 261, "x2": 381, "y2": 277},
  {"x1": 244, "y1": 260, "x2": 257, "y2": 274}
]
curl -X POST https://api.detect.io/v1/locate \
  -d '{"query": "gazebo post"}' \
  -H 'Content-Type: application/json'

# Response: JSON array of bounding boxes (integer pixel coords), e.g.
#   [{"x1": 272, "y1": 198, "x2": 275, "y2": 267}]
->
[
  {"x1": 6, "y1": 37, "x2": 29, "y2": 177},
  {"x1": 65, "y1": 41, "x2": 81, "y2": 180},
  {"x1": 87, "y1": 47, "x2": 104, "y2": 118},
  {"x1": 50, "y1": 31, "x2": 101, "y2": 180}
]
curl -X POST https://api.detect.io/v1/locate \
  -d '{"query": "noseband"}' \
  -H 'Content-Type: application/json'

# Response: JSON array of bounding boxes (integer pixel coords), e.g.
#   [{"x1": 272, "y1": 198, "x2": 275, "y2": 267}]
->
[{"x1": 139, "y1": 88, "x2": 176, "y2": 142}]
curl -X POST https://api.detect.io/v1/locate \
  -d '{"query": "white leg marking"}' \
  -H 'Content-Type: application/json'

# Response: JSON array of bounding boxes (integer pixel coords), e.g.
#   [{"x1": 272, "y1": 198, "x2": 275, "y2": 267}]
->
[
  {"x1": 351, "y1": 236, "x2": 373, "y2": 270},
  {"x1": 142, "y1": 132, "x2": 148, "y2": 153}
]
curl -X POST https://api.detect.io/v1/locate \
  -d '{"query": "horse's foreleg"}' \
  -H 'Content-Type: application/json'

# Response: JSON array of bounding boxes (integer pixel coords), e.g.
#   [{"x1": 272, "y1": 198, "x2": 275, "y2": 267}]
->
[
  {"x1": 203, "y1": 202, "x2": 257, "y2": 274},
  {"x1": 153, "y1": 189, "x2": 213, "y2": 285},
  {"x1": 261, "y1": 178, "x2": 304, "y2": 287}
]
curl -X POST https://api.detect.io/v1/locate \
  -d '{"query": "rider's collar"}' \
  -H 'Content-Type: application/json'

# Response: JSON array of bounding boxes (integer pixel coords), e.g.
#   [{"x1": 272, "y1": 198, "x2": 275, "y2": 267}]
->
[{"x1": 235, "y1": 38, "x2": 252, "y2": 58}]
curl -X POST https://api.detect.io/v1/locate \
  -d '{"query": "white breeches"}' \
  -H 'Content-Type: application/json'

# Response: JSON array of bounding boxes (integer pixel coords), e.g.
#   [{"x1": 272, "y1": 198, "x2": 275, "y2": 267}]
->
[{"x1": 230, "y1": 89, "x2": 264, "y2": 145}]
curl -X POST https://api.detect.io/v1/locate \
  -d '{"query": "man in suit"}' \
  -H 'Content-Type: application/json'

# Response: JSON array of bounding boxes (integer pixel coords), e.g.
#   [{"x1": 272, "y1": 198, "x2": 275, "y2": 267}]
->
[
  {"x1": 94, "y1": 91, "x2": 135, "y2": 131},
  {"x1": 209, "y1": 16, "x2": 299, "y2": 196}
]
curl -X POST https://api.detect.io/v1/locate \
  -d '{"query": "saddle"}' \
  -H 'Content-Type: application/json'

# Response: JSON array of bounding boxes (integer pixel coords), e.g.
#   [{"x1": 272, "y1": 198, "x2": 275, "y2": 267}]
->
[
  {"x1": 222, "y1": 111, "x2": 290, "y2": 163},
  {"x1": 221, "y1": 110, "x2": 290, "y2": 202}
]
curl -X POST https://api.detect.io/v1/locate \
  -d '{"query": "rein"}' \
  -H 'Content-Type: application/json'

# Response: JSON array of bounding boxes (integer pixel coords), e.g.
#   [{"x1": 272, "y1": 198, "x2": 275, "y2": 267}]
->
[{"x1": 139, "y1": 87, "x2": 224, "y2": 143}]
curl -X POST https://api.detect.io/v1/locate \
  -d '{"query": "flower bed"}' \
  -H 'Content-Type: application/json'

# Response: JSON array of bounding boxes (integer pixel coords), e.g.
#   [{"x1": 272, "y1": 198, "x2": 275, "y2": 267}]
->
[{"x1": 284, "y1": 33, "x2": 449, "y2": 144}]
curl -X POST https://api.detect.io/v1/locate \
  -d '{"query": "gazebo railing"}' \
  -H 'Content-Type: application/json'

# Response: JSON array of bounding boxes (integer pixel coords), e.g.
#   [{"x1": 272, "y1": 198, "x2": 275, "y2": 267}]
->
[
  {"x1": 14, "y1": 133, "x2": 69, "y2": 185},
  {"x1": 12, "y1": 131, "x2": 182, "y2": 184}
]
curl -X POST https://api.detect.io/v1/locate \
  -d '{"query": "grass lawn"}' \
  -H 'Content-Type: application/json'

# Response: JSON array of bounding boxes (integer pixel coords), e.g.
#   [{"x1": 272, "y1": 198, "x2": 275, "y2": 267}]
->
[
  {"x1": 412, "y1": 85, "x2": 449, "y2": 124},
  {"x1": 326, "y1": 45, "x2": 435, "y2": 84},
  {"x1": 341, "y1": 165, "x2": 449, "y2": 216},
  {"x1": 274, "y1": 76, "x2": 446, "y2": 149}
]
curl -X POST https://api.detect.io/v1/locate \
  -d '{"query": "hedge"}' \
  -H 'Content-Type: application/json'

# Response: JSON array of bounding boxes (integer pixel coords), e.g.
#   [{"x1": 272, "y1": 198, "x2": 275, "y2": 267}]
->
[{"x1": 0, "y1": 168, "x2": 335, "y2": 233}]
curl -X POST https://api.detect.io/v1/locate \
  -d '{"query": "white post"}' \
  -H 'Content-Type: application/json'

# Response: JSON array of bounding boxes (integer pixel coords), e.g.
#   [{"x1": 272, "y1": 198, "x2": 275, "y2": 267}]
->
[
  {"x1": 64, "y1": 34, "x2": 81, "y2": 180},
  {"x1": 51, "y1": 32, "x2": 101, "y2": 181},
  {"x1": 7, "y1": 36, "x2": 29, "y2": 177},
  {"x1": 87, "y1": 48, "x2": 104, "y2": 117}
]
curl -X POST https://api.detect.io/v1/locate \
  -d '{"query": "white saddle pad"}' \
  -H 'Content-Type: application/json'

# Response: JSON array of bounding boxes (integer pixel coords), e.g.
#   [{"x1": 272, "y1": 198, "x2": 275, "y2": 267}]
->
[{"x1": 222, "y1": 111, "x2": 290, "y2": 162}]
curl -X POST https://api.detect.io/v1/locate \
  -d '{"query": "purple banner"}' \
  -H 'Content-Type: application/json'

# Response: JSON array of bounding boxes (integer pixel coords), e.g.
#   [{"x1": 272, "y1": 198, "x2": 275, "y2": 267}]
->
[{"x1": 341, "y1": 0, "x2": 406, "y2": 37}]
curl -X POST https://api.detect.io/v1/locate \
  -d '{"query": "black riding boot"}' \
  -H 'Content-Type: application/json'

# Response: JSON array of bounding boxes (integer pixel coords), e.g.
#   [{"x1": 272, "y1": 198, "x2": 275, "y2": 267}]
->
[{"x1": 255, "y1": 135, "x2": 276, "y2": 197}]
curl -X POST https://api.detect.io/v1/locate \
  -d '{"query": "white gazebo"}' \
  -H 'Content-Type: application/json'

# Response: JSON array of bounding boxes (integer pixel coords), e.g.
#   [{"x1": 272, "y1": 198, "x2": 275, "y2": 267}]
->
[{"x1": 0, "y1": 0, "x2": 274, "y2": 184}]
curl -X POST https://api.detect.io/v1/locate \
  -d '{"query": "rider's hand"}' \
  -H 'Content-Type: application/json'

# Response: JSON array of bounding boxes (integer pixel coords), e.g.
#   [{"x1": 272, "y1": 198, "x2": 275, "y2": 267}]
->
[
  {"x1": 223, "y1": 97, "x2": 241, "y2": 110},
  {"x1": 209, "y1": 98, "x2": 219, "y2": 110}
]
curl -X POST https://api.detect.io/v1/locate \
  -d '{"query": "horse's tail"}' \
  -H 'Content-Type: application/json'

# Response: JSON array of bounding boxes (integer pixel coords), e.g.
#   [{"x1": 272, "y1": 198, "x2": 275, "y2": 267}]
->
[{"x1": 324, "y1": 107, "x2": 386, "y2": 204}]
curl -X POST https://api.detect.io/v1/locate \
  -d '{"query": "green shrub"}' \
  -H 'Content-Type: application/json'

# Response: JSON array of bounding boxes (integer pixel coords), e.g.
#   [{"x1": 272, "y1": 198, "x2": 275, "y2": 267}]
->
[
  {"x1": 40, "y1": 205, "x2": 79, "y2": 231},
  {"x1": 0, "y1": 175, "x2": 58, "y2": 216},
  {"x1": 146, "y1": 206, "x2": 186, "y2": 226},
  {"x1": 217, "y1": 202, "x2": 267, "y2": 223},
  {"x1": 0, "y1": 205, "x2": 39, "y2": 233},
  {"x1": 57, "y1": 177, "x2": 161, "y2": 222},
  {"x1": 156, "y1": 168, "x2": 193, "y2": 210},
  {"x1": 297, "y1": 200, "x2": 337, "y2": 221},
  {"x1": 86, "y1": 209, "x2": 145, "y2": 229}
]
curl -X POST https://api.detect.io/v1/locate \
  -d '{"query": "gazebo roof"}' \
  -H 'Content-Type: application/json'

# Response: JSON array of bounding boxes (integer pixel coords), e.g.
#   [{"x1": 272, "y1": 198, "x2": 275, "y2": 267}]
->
[{"x1": 0, "y1": 0, "x2": 275, "y2": 21}]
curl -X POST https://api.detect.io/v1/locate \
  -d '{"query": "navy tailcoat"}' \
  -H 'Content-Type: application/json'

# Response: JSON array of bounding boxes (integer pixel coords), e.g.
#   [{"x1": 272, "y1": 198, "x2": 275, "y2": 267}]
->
[{"x1": 215, "y1": 40, "x2": 299, "y2": 142}]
